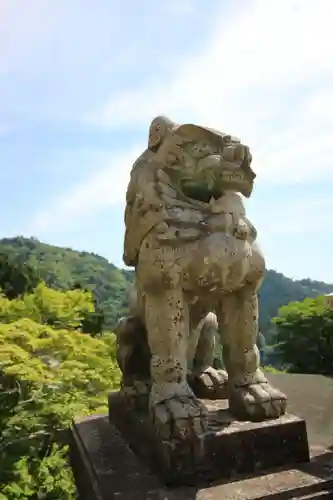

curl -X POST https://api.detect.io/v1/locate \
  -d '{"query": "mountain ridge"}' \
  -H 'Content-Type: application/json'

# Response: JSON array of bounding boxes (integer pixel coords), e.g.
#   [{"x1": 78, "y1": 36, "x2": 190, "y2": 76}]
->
[{"x1": 1, "y1": 236, "x2": 333, "y2": 339}]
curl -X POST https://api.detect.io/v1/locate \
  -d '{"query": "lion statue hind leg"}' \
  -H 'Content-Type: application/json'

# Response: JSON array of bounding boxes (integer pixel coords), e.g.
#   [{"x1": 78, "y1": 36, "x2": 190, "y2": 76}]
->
[
  {"x1": 115, "y1": 315, "x2": 151, "y2": 401},
  {"x1": 188, "y1": 310, "x2": 228, "y2": 400}
]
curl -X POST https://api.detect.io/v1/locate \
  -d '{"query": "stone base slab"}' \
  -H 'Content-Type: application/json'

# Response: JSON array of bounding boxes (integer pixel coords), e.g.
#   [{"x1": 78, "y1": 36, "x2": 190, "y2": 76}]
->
[
  {"x1": 70, "y1": 414, "x2": 333, "y2": 500},
  {"x1": 108, "y1": 391, "x2": 310, "y2": 486}
]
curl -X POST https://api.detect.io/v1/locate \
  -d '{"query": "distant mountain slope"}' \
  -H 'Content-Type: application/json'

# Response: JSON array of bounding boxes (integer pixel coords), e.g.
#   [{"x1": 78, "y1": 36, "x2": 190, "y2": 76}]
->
[
  {"x1": 0, "y1": 236, "x2": 133, "y2": 329},
  {"x1": 1, "y1": 236, "x2": 333, "y2": 336},
  {"x1": 258, "y1": 270, "x2": 333, "y2": 339}
]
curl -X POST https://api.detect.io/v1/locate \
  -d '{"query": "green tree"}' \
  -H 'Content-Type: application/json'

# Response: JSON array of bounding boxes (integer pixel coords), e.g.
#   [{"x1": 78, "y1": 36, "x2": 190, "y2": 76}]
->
[
  {"x1": 0, "y1": 253, "x2": 40, "y2": 300},
  {"x1": 272, "y1": 295, "x2": 333, "y2": 374},
  {"x1": 0, "y1": 237, "x2": 134, "y2": 330},
  {"x1": 3, "y1": 236, "x2": 333, "y2": 336},
  {"x1": 0, "y1": 282, "x2": 94, "y2": 329},
  {"x1": 71, "y1": 282, "x2": 104, "y2": 336},
  {"x1": 0, "y1": 286, "x2": 120, "y2": 499}
]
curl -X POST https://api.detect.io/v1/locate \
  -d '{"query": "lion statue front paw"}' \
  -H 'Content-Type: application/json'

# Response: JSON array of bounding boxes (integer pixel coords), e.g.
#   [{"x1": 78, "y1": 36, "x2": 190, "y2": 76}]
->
[
  {"x1": 150, "y1": 382, "x2": 208, "y2": 441},
  {"x1": 189, "y1": 366, "x2": 228, "y2": 400},
  {"x1": 229, "y1": 379, "x2": 287, "y2": 421}
]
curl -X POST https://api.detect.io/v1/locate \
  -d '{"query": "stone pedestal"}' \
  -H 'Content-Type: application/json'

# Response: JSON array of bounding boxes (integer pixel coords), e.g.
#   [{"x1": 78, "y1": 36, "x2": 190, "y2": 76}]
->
[
  {"x1": 108, "y1": 391, "x2": 310, "y2": 486},
  {"x1": 70, "y1": 373, "x2": 333, "y2": 499},
  {"x1": 70, "y1": 415, "x2": 333, "y2": 500}
]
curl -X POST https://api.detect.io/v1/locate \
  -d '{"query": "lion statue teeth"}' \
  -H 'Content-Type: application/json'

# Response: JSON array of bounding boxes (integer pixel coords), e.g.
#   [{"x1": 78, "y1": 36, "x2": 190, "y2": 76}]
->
[{"x1": 116, "y1": 116, "x2": 287, "y2": 442}]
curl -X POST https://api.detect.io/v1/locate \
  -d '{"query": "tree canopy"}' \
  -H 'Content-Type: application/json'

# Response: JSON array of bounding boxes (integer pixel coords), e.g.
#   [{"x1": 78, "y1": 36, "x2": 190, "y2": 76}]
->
[
  {"x1": 2, "y1": 237, "x2": 333, "y2": 338},
  {"x1": 0, "y1": 253, "x2": 40, "y2": 300},
  {"x1": 0, "y1": 283, "x2": 120, "y2": 499},
  {"x1": 272, "y1": 295, "x2": 333, "y2": 375},
  {"x1": 0, "y1": 237, "x2": 132, "y2": 332}
]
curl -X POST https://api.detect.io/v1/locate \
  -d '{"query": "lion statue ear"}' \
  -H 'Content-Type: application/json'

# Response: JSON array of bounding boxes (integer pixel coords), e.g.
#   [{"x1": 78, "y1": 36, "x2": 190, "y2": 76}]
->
[{"x1": 148, "y1": 115, "x2": 178, "y2": 150}]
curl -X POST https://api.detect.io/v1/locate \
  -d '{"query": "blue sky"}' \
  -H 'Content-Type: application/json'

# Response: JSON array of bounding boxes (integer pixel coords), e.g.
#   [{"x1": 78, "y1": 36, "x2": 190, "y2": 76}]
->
[{"x1": 1, "y1": 0, "x2": 333, "y2": 281}]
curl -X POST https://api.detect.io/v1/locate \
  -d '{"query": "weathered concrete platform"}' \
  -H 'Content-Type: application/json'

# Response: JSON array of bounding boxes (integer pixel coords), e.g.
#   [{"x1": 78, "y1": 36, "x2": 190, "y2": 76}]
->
[
  {"x1": 70, "y1": 373, "x2": 333, "y2": 499},
  {"x1": 108, "y1": 392, "x2": 309, "y2": 486},
  {"x1": 70, "y1": 415, "x2": 333, "y2": 499},
  {"x1": 262, "y1": 373, "x2": 333, "y2": 448}
]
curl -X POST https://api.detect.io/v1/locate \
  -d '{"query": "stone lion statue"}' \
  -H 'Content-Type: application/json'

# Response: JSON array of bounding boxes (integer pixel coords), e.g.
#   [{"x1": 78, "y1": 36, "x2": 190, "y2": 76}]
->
[{"x1": 116, "y1": 116, "x2": 287, "y2": 442}]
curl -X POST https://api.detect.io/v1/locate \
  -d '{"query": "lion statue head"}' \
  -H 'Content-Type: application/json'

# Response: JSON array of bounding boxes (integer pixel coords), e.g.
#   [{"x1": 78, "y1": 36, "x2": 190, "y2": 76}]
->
[
  {"x1": 153, "y1": 121, "x2": 255, "y2": 202},
  {"x1": 123, "y1": 116, "x2": 256, "y2": 267}
]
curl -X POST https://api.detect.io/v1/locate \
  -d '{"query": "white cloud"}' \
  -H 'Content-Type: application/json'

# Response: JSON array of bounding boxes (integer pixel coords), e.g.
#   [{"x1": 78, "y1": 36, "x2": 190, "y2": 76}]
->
[
  {"x1": 26, "y1": 146, "x2": 143, "y2": 234},
  {"x1": 250, "y1": 197, "x2": 333, "y2": 236},
  {"x1": 0, "y1": 0, "x2": 217, "y2": 121},
  {"x1": 87, "y1": 0, "x2": 333, "y2": 126},
  {"x1": 83, "y1": 0, "x2": 333, "y2": 186},
  {"x1": 256, "y1": 132, "x2": 333, "y2": 184},
  {"x1": 26, "y1": 0, "x2": 333, "y2": 236}
]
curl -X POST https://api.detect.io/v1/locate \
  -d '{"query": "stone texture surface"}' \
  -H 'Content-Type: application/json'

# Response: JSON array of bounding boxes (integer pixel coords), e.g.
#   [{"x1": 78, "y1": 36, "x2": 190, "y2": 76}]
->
[
  {"x1": 108, "y1": 392, "x2": 309, "y2": 486},
  {"x1": 70, "y1": 415, "x2": 333, "y2": 500},
  {"x1": 70, "y1": 373, "x2": 333, "y2": 499},
  {"x1": 116, "y1": 116, "x2": 287, "y2": 447},
  {"x1": 260, "y1": 373, "x2": 333, "y2": 448}
]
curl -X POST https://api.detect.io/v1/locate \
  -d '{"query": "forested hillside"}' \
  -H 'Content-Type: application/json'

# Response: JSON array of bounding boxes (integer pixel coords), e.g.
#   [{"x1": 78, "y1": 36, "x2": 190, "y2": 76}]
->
[
  {"x1": 1, "y1": 236, "x2": 333, "y2": 338},
  {"x1": 0, "y1": 237, "x2": 133, "y2": 330}
]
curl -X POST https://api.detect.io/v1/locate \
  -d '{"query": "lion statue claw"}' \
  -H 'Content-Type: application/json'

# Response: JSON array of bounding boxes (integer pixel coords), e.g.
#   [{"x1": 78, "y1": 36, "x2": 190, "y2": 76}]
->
[{"x1": 116, "y1": 116, "x2": 287, "y2": 442}]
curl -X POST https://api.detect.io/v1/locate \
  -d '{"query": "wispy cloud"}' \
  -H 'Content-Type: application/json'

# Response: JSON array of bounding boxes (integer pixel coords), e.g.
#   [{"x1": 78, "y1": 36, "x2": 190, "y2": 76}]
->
[
  {"x1": 86, "y1": 0, "x2": 333, "y2": 129},
  {"x1": 31, "y1": 0, "x2": 333, "y2": 232},
  {"x1": 25, "y1": 146, "x2": 143, "y2": 234},
  {"x1": 0, "y1": 0, "x2": 218, "y2": 121},
  {"x1": 2, "y1": 0, "x2": 333, "y2": 280}
]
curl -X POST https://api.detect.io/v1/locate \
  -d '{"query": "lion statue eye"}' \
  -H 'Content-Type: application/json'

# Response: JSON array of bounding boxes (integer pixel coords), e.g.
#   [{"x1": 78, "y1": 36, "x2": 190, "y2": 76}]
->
[{"x1": 186, "y1": 141, "x2": 214, "y2": 158}]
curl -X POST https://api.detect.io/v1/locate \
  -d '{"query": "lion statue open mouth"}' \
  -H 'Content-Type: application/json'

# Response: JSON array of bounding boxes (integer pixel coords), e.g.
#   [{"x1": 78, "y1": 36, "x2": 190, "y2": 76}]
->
[{"x1": 116, "y1": 116, "x2": 287, "y2": 442}]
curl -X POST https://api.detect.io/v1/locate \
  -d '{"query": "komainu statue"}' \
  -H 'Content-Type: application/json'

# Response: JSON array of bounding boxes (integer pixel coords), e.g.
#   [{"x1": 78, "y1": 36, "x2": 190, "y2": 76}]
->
[{"x1": 116, "y1": 116, "x2": 287, "y2": 442}]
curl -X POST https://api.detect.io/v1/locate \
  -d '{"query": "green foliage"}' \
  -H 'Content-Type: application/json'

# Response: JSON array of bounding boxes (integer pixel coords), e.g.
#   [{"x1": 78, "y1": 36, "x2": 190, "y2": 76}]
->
[
  {"x1": 0, "y1": 237, "x2": 133, "y2": 331},
  {"x1": 263, "y1": 365, "x2": 286, "y2": 374},
  {"x1": 2, "y1": 237, "x2": 333, "y2": 337},
  {"x1": 71, "y1": 283, "x2": 104, "y2": 336},
  {"x1": 272, "y1": 295, "x2": 333, "y2": 374},
  {"x1": 0, "y1": 283, "x2": 94, "y2": 329},
  {"x1": 1, "y1": 236, "x2": 332, "y2": 497},
  {"x1": 0, "y1": 286, "x2": 120, "y2": 499},
  {"x1": 259, "y1": 270, "x2": 333, "y2": 341},
  {"x1": 0, "y1": 253, "x2": 40, "y2": 300}
]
